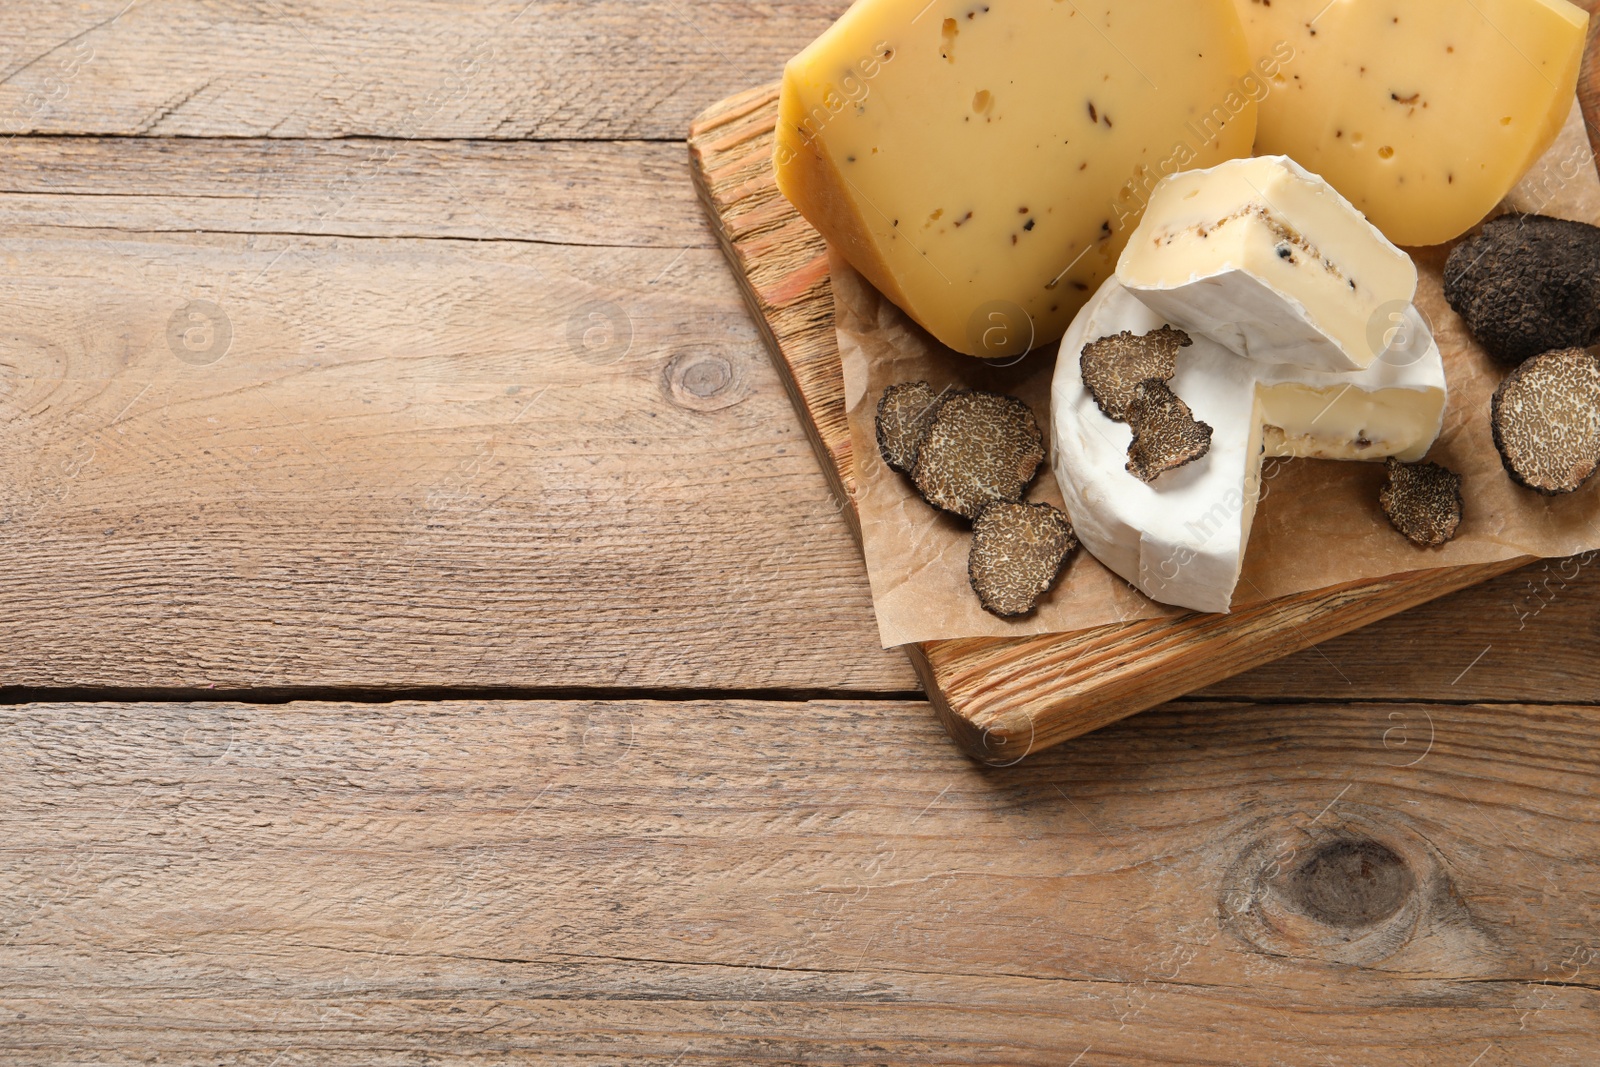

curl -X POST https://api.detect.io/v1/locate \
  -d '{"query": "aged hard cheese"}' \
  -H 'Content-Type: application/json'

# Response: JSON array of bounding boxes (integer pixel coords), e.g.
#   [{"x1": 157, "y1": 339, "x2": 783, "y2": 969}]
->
[
  {"x1": 1117, "y1": 157, "x2": 1417, "y2": 372},
  {"x1": 1052, "y1": 281, "x2": 1447, "y2": 613},
  {"x1": 775, "y1": 0, "x2": 1257, "y2": 357},
  {"x1": 1231, "y1": 0, "x2": 1588, "y2": 247}
]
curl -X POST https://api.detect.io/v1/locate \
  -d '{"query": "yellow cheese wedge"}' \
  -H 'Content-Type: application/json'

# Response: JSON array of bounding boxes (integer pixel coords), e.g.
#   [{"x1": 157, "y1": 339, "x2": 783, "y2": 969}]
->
[
  {"x1": 775, "y1": 0, "x2": 1259, "y2": 357},
  {"x1": 1232, "y1": 0, "x2": 1589, "y2": 247}
]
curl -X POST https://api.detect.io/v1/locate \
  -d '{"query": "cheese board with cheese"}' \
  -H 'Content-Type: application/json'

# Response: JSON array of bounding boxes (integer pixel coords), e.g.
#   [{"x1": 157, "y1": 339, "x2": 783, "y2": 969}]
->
[{"x1": 689, "y1": 0, "x2": 1600, "y2": 761}]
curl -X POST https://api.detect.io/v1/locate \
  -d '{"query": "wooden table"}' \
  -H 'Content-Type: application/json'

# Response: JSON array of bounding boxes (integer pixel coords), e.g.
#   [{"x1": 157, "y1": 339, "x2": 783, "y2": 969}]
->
[{"x1": 0, "y1": 3, "x2": 1595, "y2": 1062}]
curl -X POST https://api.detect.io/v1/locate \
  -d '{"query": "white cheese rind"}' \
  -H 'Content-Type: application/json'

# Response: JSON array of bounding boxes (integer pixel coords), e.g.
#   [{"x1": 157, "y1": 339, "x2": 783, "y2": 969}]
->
[
  {"x1": 1051, "y1": 280, "x2": 1446, "y2": 613},
  {"x1": 1117, "y1": 157, "x2": 1417, "y2": 372}
]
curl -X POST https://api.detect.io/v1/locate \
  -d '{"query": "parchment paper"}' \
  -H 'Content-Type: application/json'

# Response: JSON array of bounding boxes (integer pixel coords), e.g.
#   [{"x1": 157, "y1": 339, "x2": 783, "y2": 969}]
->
[{"x1": 845, "y1": 100, "x2": 1600, "y2": 648}]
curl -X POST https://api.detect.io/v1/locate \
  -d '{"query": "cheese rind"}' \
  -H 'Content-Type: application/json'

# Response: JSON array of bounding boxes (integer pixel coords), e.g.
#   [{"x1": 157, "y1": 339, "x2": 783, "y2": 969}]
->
[
  {"x1": 1231, "y1": 0, "x2": 1588, "y2": 247},
  {"x1": 1051, "y1": 280, "x2": 1447, "y2": 613},
  {"x1": 1117, "y1": 156, "x2": 1418, "y2": 372},
  {"x1": 775, "y1": 0, "x2": 1258, "y2": 356}
]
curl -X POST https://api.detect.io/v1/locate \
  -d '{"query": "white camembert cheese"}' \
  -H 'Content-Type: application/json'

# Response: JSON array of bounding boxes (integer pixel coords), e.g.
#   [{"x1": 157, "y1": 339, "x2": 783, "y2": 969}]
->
[
  {"x1": 1117, "y1": 156, "x2": 1417, "y2": 373},
  {"x1": 1052, "y1": 280, "x2": 1447, "y2": 613}
]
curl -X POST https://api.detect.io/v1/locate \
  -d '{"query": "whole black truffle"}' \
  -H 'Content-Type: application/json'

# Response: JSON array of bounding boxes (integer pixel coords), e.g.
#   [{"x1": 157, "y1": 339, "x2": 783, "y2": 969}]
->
[{"x1": 1443, "y1": 214, "x2": 1600, "y2": 366}]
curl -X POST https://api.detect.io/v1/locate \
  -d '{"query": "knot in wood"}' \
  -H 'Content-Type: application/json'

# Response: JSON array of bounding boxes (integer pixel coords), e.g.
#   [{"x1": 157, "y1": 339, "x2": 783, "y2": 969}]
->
[
  {"x1": 681, "y1": 356, "x2": 732, "y2": 398},
  {"x1": 1283, "y1": 838, "x2": 1413, "y2": 928},
  {"x1": 1217, "y1": 809, "x2": 1473, "y2": 967},
  {"x1": 664, "y1": 351, "x2": 747, "y2": 412}
]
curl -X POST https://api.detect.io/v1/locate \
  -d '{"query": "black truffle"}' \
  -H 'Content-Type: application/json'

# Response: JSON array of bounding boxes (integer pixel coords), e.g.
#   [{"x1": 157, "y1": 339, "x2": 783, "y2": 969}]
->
[
  {"x1": 1080, "y1": 326, "x2": 1192, "y2": 421},
  {"x1": 911, "y1": 390, "x2": 1046, "y2": 519},
  {"x1": 1490, "y1": 346, "x2": 1600, "y2": 495},
  {"x1": 968, "y1": 502, "x2": 1078, "y2": 617},
  {"x1": 1379, "y1": 457, "x2": 1464, "y2": 547},
  {"x1": 1124, "y1": 380, "x2": 1213, "y2": 483},
  {"x1": 1443, "y1": 214, "x2": 1600, "y2": 365},
  {"x1": 875, "y1": 381, "x2": 944, "y2": 474}
]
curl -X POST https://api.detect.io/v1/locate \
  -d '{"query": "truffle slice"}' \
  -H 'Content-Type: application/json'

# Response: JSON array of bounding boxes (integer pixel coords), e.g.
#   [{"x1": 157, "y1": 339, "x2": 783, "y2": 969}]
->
[
  {"x1": 968, "y1": 502, "x2": 1078, "y2": 618},
  {"x1": 1124, "y1": 380, "x2": 1213, "y2": 483},
  {"x1": 1443, "y1": 214, "x2": 1600, "y2": 365},
  {"x1": 1080, "y1": 326, "x2": 1192, "y2": 421},
  {"x1": 1380, "y1": 457, "x2": 1464, "y2": 546},
  {"x1": 875, "y1": 381, "x2": 944, "y2": 474},
  {"x1": 911, "y1": 391, "x2": 1045, "y2": 519},
  {"x1": 1491, "y1": 347, "x2": 1600, "y2": 495}
]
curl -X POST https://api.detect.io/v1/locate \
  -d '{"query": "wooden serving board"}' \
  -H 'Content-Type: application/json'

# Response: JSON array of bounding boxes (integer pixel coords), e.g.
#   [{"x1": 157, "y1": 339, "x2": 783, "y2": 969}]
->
[{"x1": 688, "y1": 85, "x2": 1576, "y2": 763}]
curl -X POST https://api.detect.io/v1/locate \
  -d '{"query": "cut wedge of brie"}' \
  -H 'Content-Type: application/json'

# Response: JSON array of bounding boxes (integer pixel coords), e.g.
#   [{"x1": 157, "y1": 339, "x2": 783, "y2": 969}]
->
[
  {"x1": 1052, "y1": 280, "x2": 1447, "y2": 613},
  {"x1": 1117, "y1": 156, "x2": 1418, "y2": 373}
]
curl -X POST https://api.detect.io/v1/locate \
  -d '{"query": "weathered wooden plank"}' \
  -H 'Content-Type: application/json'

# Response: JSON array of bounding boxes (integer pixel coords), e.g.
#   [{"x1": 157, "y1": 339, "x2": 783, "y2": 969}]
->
[
  {"x1": 0, "y1": 137, "x2": 713, "y2": 246},
  {"x1": 0, "y1": 0, "x2": 849, "y2": 141},
  {"x1": 1209, "y1": 554, "x2": 1600, "y2": 703},
  {"x1": 2, "y1": 698, "x2": 1596, "y2": 1061},
  {"x1": 4, "y1": 134, "x2": 1600, "y2": 700},
  {"x1": 0, "y1": 211, "x2": 912, "y2": 691}
]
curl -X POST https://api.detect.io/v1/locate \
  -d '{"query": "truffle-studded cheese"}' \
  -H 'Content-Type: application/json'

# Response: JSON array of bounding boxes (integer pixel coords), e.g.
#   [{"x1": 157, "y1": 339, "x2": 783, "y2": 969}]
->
[
  {"x1": 1118, "y1": 157, "x2": 1418, "y2": 372},
  {"x1": 775, "y1": 0, "x2": 1259, "y2": 357},
  {"x1": 1232, "y1": 0, "x2": 1588, "y2": 247},
  {"x1": 1052, "y1": 280, "x2": 1447, "y2": 613}
]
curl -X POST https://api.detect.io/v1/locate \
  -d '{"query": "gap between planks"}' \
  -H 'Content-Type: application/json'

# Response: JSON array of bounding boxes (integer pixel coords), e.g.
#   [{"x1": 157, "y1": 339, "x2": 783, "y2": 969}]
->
[{"x1": 2, "y1": 687, "x2": 1589, "y2": 710}]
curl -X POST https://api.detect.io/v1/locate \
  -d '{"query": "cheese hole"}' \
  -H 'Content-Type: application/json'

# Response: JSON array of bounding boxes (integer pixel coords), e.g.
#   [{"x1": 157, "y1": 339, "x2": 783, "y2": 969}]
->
[
  {"x1": 1183, "y1": 189, "x2": 1200, "y2": 200},
  {"x1": 1377, "y1": 145, "x2": 1395, "y2": 160},
  {"x1": 1500, "y1": 116, "x2": 1513, "y2": 126},
  {"x1": 1351, "y1": 132, "x2": 1365, "y2": 147},
  {"x1": 973, "y1": 89, "x2": 992, "y2": 113}
]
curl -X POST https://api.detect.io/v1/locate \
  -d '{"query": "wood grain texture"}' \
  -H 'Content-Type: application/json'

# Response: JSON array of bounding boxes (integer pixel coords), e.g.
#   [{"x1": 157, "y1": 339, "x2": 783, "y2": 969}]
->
[
  {"x1": 688, "y1": 86, "x2": 1538, "y2": 761},
  {"x1": 0, "y1": 137, "x2": 915, "y2": 692},
  {"x1": 3, "y1": 130, "x2": 1598, "y2": 702},
  {"x1": 0, "y1": 136, "x2": 715, "y2": 246},
  {"x1": 6, "y1": 135, "x2": 1593, "y2": 700},
  {"x1": 1206, "y1": 553, "x2": 1600, "y2": 702},
  {"x1": 0, "y1": 0, "x2": 850, "y2": 141},
  {"x1": 3, "y1": 15, "x2": 1600, "y2": 702},
  {"x1": 2, "y1": 697, "x2": 1597, "y2": 1063}
]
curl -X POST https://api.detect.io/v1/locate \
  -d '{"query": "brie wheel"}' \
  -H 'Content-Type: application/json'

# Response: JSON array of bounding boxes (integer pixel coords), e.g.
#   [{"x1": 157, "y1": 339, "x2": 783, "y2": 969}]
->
[
  {"x1": 1117, "y1": 156, "x2": 1418, "y2": 373},
  {"x1": 1051, "y1": 280, "x2": 1447, "y2": 613}
]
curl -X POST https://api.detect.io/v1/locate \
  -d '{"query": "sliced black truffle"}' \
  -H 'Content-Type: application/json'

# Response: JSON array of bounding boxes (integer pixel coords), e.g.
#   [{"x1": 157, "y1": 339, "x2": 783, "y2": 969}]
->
[
  {"x1": 1124, "y1": 380, "x2": 1212, "y2": 483},
  {"x1": 876, "y1": 381, "x2": 944, "y2": 473},
  {"x1": 911, "y1": 390, "x2": 1045, "y2": 519},
  {"x1": 968, "y1": 502, "x2": 1078, "y2": 617},
  {"x1": 1443, "y1": 214, "x2": 1600, "y2": 365},
  {"x1": 1080, "y1": 326, "x2": 1192, "y2": 421},
  {"x1": 1491, "y1": 346, "x2": 1600, "y2": 495},
  {"x1": 1379, "y1": 457, "x2": 1463, "y2": 546}
]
